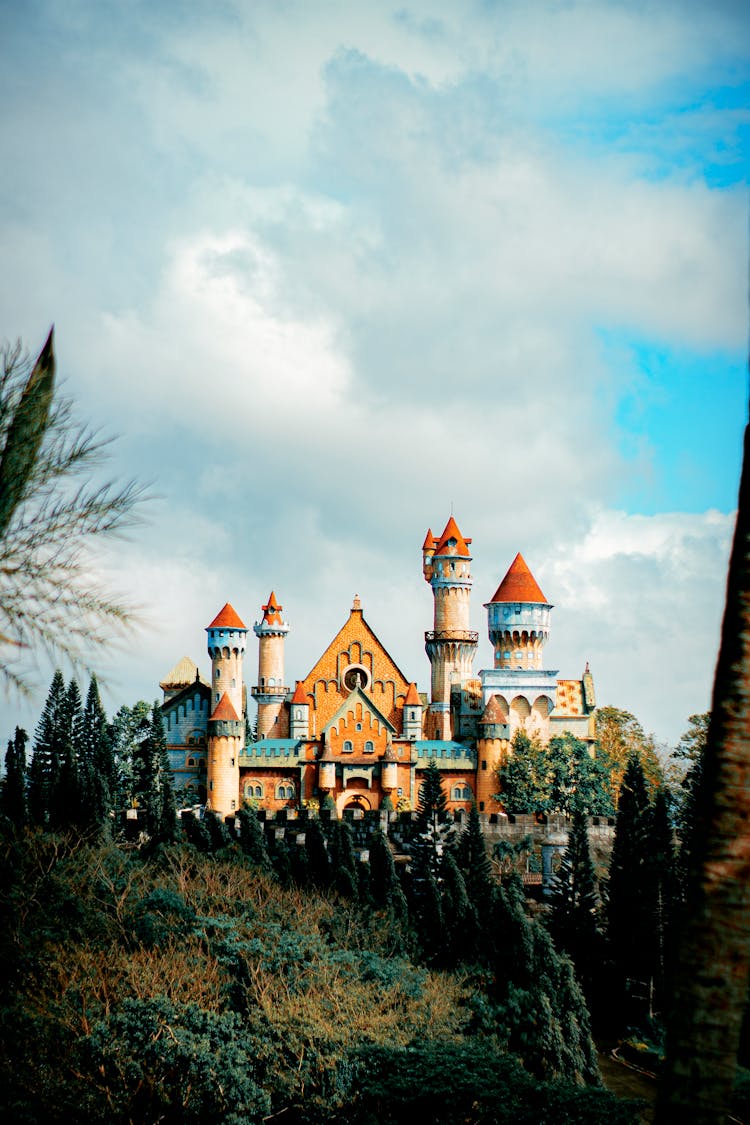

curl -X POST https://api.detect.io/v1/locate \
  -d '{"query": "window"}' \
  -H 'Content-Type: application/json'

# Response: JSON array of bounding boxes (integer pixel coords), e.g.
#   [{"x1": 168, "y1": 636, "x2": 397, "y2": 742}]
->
[
  {"x1": 215, "y1": 668, "x2": 220, "y2": 679},
  {"x1": 343, "y1": 740, "x2": 353, "y2": 753},
  {"x1": 187, "y1": 757, "x2": 195, "y2": 767},
  {"x1": 231, "y1": 800, "x2": 236, "y2": 810},
  {"x1": 364, "y1": 740, "x2": 374, "y2": 754},
  {"x1": 245, "y1": 782, "x2": 264, "y2": 799},
  {"x1": 397, "y1": 788, "x2": 403, "y2": 796},
  {"x1": 451, "y1": 784, "x2": 472, "y2": 801},
  {"x1": 215, "y1": 692, "x2": 220, "y2": 702},
  {"x1": 276, "y1": 783, "x2": 295, "y2": 800},
  {"x1": 479, "y1": 801, "x2": 485, "y2": 811},
  {"x1": 356, "y1": 723, "x2": 362, "y2": 731},
  {"x1": 230, "y1": 757, "x2": 235, "y2": 767},
  {"x1": 481, "y1": 760, "x2": 487, "y2": 771}
]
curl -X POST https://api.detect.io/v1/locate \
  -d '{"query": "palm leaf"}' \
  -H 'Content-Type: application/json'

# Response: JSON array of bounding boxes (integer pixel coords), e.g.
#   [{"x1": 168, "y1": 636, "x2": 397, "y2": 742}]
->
[{"x1": 0, "y1": 327, "x2": 55, "y2": 538}]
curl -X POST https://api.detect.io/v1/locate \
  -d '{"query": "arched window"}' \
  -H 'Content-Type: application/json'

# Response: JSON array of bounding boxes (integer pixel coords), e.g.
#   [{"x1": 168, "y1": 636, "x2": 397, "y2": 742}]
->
[
  {"x1": 245, "y1": 781, "x2": 264, "y2": 800},
  {"x1": 187, "y1": 757, "x2": 195, "y2": 767},
  {"x1": 451, "y1": 784, "x2": 472, "y2": 801},
  {"x1": 276, "y1": 783, "x2": 295, "y2": 800},
  {"x1": 343, "y1": 740, "x2": 353, "y2": 753},
  {"x1": 364, "y1": 740, "x2": 374, "y2": 754}
]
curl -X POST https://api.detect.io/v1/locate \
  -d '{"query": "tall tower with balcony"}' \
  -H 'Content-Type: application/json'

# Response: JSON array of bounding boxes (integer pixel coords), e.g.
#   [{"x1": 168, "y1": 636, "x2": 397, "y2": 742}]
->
[
  {"x1": 422, "y1": 516, "x2": 478, "y2": 740},
  {"x1": 205, "y1": 602, "x2": 247, "y2": 819},
  {"x1": 252, "y1": 592, "x2": 290, "y2": 738}
]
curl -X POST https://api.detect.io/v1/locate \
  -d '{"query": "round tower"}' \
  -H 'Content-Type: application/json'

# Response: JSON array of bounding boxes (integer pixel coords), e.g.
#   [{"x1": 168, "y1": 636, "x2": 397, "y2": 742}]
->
[
  {"x1": 476, "y1": 694, "x2": 509, "y2": 812},
  {"x1": 484, "y1": 553, "x2": 552, "y2": 671},
  {"x1": 252, "y1": 592, "x2": 290, "y2": 738},
  {"x1": 423, "y1": 516, "x2": 478, "y2": 740},
  {"x1": 205, "y1": 602, "x2": 247, "y2": 819}
]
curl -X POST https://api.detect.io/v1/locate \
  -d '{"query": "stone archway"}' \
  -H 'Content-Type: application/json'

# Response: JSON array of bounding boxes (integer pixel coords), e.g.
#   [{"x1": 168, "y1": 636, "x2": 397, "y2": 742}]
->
[{"x1": 337, "y1": 791, "x2": 371, "y2": 815}]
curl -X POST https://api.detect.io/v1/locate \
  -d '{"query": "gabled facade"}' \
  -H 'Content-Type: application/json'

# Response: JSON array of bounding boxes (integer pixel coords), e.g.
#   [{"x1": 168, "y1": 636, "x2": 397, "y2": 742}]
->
[{"x1": 160, "y1": 518, "x2": 596, "y2": 818}]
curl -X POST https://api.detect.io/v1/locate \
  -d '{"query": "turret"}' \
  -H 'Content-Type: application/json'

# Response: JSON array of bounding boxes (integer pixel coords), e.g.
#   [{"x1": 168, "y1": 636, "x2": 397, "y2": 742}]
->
[
  {"x1": 423, "y1": 516, "x2": 478, "y2": 740},
  {"x1": 402, "y1": 682, "x2": 423, "y2": 741},
  {"x1": 484, "y1": 553, "x2": 552, "y2": 671},
  {"x1": 289, "y1": 681, "x2": 310, "y2": 740},
  {"x1": 252, "y1": 592, "x2": 290, "y2": 738},
  {"x1": 205, "y1": 603, "x2": 247, "y2": 818}
]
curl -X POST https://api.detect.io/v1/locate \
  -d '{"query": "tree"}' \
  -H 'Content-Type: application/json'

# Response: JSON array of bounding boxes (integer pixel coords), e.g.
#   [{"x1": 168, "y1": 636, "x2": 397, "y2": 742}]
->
[
  {"x1": 497, "y1": 728, "x2": 550, "y2": 813},
  {"x1": 237, "y1": 807, "x2": 272, "y2": 870},
  {"x1": 27, "y1": 668, "x2": 66, "y2": 827},
  {"x1": 1, "y1": 727, "x2": 28, "y2": 829},
  {"x1": 595, "y1": 706, "x2": 663, "y2": 803},
  {"x1": 0, "y1": 331, "x2": 145, "y2": 695},
  {"x1": 368, "y1": 828, "x2": 408, "y2": 920},
  {"x1": 656, "y1": 410, "x2": 750, "y2": 1121},
  {"x1": 110, "y1": 700, "x2": 151, "y2": 810},
  {"x1": 606, "y1": 754, "x2": 654, "y2": 1025},
  {"x1": 548, "y1": 803, "x2": 600, "y2": 1000},
  {"x1": 48, "y1": 677, "x2": 85, "y2": 832},
  {"x1": 547, "y1": 733, "x2": 615, "y2": 816},
  {"x1": 80, "y1": 675, "x2": 114, "y2": 835},
  {"x1": 151, "y1": 705, "x2": 178, "y2": 846}
]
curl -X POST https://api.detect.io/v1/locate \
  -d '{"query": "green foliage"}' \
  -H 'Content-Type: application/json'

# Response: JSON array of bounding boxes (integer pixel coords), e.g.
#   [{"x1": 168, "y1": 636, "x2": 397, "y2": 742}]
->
[
  {"x1": 1, "y1": 726, "x2": 27, "y2": 829},
  {"x1": 237, "y1": 807, "x2": 272, "y2": 870},
  {"x1": 0, "y1": 332, "x2": 145, "y2": 695},
  {"x1": 595, "y1": 705, "x2": 664, "y2": 803},
  {"x1": 547, "y1": 804, "x2": 601, "y2": 1000},
  {"x1": 497, "y1": 730, "x2": 548, "y2": 813},
  {"x1": 27, "y1": 668, "x2": 66, "y2": 827},
  {"x1": 499, "y1": 731, "x2": 614, "y2": 816}
]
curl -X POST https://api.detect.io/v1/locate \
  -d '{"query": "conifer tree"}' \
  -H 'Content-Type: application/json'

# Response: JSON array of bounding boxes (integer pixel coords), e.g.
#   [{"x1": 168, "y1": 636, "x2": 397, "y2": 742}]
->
[
  {"x1": 644, "y1": 787, "x2": 678, "y2": 1012},
  {"x1": 27, "y1": 669, "x2": 66, "y2": 828},
  {"x1": 460, "y1": 802, "x2": 495, "y2": 918},
  {"x1": 80, "y1": 675, "x2": 114, "y2": 835},
  {"x1": 131, "y1": 703, "x2": 160, "y2": 837},
  {"x1": 237, "y1": 807, "x2": 272, "y2": 870},
  {"x1": 1, "y1": 727, "x2": 28, "y2": 829},
  {"x1": 369, "y1": 828, "x2": 408, "y2": 919},
  {"x1": 548, "y1": 803, "x2": 600, "y2": 1000},
  {"x1": 441, "y1": 850, "x2": 477, "y2": 967},
  {"x1": 150, "y1": 704, "x2": 178, "y2": 845},
  {"x1": 49, "y1": 677, "x2": 85, "y2": 832},
  {"x1": 304, "y1": 817, "x2": 331, "y2": 890},
  {"x1": 606, "y1": 753, "x2": 653, "y2": 1024},
  {"x1": 329, "y1": 818, "x2": 359, "y2": 898}
]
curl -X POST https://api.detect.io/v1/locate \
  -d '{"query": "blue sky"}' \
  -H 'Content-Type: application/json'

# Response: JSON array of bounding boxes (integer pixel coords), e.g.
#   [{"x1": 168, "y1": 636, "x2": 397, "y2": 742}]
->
[{"x1": 1, "y1": 0, "x2": 748, "y2": 748}]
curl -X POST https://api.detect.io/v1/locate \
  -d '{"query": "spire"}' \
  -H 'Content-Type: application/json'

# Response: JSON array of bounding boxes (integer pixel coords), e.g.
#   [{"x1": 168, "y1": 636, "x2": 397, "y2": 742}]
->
[
  {"x1": 404, "y1": 682, "x2": 421, "y2": 706},
  {"x1": 207, "y1": 602, "x2": 247, "y2": 630},
  {"x1": 261, "y1": 591, "x2": 283, "y2": 625},
  {"x1": 489, "y1": 552, "x2": 547, "y2": 604},
  {"x1": 291, "y1": 681, "x2": 307, "y2": 705},
  {"x1": 422, "y1": 527, "x2": 435, "y2": 551},
  {"x1": 352, "y1": 594, "x2": 362, "y2": 612},
  {"x1": 434, "y1": 515, "x2": 472, "y2": 557},
  {"x1": 210, "y1": 692, "x2": 239, "y2": 721}
]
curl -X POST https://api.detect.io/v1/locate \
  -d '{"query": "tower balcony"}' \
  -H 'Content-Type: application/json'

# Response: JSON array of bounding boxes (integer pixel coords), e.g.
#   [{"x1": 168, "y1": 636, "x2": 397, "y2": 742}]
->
[
  {"x1": 424, "y1": 630, "x2": 478, "y2": 644},
  {"x1": 251, "y1": 684, "x2": 290, "y2": 700}
]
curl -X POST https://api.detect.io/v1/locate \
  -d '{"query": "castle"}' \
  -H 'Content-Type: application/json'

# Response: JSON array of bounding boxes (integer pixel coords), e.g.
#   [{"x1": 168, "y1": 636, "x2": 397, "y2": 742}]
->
[{"x1": 160, "y1": 516, "x2": 596, "y2": 819}]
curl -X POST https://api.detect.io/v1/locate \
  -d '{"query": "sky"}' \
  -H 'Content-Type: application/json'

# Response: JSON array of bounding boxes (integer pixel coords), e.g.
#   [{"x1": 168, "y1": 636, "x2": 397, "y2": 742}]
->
[{"x1": 1, "y1": 0, "x2": 748, "y2": 751}]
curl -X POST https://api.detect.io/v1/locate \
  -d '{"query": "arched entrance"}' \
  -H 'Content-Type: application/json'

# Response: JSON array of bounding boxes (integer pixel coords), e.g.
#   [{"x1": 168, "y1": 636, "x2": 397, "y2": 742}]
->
[{"x1": 344, "y1": 795, "x2": 370, "y2": 812}]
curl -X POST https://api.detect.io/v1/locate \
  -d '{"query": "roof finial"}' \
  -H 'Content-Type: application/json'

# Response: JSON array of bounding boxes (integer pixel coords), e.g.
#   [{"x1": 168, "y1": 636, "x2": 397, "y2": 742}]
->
[{"x1": 352, "y1": 593, "x2": 361, "y2": 611}]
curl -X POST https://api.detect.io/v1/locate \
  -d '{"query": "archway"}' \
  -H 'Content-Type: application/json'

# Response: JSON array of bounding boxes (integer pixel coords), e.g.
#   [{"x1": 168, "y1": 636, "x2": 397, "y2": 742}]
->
[{"x1": 344, "y1": 794, "x2": 370, "y2": 812}]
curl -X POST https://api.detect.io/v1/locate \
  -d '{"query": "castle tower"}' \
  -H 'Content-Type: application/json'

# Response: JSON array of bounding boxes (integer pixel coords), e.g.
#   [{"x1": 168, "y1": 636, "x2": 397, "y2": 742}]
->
[
  {"x1": 485, "y1": 553, "x2": 552, "y2": 671},
  {"x1": 402, "y1": 682, "x2": 423, "y2": 741},
  {"x1": 423, "y1": 516, "x2": 478, "y2": 740},
  {"x1": 205, "y1": 603, "x2": 247, "y2": 819},
  {"x1": 289, "y1": 681, "x2": 309, "y2": 740},
  {"x1": 252, "y1": 592, "x2": 290, "y2": 738},
  {"x1": 476, "y1": 694, "x2": 509, "y2": 812}
]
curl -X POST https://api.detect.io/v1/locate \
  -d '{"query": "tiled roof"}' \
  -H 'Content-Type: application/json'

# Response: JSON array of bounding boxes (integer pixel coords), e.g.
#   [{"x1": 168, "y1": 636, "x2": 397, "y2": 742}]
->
[
  {"x1": 422, "y1": 528, "x2": 435, "y2": 551},
  {"x1": 291, "y1": 681, "x2": 307, "y2": 705},
  {"x1": 404, "y1": 682, "x2": 421, "y2": 706},
  {"x1": 434, "y1": 515, "x2": 472, "y2": 557},
  {"x1": 262, "y1": 591, "x2": 283, "y2": 624},
  {"x1": 489, "y1": 553, "x2": 547, "y2": 604},
  {"x1": 480, "y1": 694, "x2": 508, "y2": 724},
  {"x1": 207, "y1": 603, "x2": 247, "y2": 630},
  {"x1": 210, "y1": 693, "x2": 240, "y2": 721}
]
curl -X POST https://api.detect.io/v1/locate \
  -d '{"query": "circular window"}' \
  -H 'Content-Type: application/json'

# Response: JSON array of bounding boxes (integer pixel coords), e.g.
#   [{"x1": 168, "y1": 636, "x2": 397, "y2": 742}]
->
[{"x1": 342, "y1": 664, "x2": 370, "y2": 692}]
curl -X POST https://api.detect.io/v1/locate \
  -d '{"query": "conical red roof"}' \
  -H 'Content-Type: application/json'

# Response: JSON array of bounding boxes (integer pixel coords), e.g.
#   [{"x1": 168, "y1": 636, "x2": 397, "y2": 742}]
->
[
  {"x1": 210, "y1": 692, "x2": 239, "y2": 721},
  {"x1": 480, "y1": 694, "x2": 508, "y2": 724},
  {"x1": 489, "y1": 553, "x2": 547, "y2": 604},
  {"x1": 207, "y1": 602, "x2": 246, "y2": 629},
  {"x1": 404, "y1": 682, "x2": 421, "y2": 706},
  {"x1": 434, "y1": 515, "x2": 472, "y2": 557},
  {"x1": 291, "y1": 681, "x2": 307, "y2": 705},
  {"x1": 422, "y1": 528, "x2": 435, "y2": 551},
  {"x1": 262, "y1": 591, "x2": 283, "y2": 624}
]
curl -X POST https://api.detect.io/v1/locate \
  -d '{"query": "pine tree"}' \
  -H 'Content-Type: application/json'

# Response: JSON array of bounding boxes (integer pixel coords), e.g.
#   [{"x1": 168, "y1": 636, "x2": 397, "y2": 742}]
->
[
  {"x1": 80, "y1": 675, "x2": 114, "y2": 835},
  {"x1": 548, "y1": 803, "x2": 600, "y2": 1001},
  {"x1": 27, "y1": 669, "x2": 66, "y2": 828},
  {"x1": 369, "y1": 828, "x2": 408, "y2": 919},
  {"x1": 49, "y1": 678, "x2": 85, "y2": 832},
  {"x1": 441, "y1": 850, "x2": 477, "y2": 967},
  {"x1": 606, "y1": 753, "x2": 653, "y2": 1025},
  {"x1": 1, "y1": 727, "x2": 28, "y2": 829},
  {"x1": 329, "y1": 818, "x2": 359, "y2": 898},
  {"x1": 131, "y1": 704, "x2": 160, "y2": 837},
  {"x1": 644, "y1": 787, "x2": 678, "y2": 1013},
  {"x1": 150, "y1": 704, "x2": 178, "y2": 845}
]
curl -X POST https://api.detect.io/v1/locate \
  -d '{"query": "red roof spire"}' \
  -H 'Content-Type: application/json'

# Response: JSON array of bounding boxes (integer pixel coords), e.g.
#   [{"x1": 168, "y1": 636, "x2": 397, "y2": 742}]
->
[
  {"x1": 262, "y1": 591, "x2": 283, "y2": 625},
  {"x1": 404, "y1": 682, "x2": 421, "y2": 706},
  {"x1": 207, "y1": 602, "x2": 247, "y2": 629},
  {"x1": 422, "y1": 527, "x2": 435, "y2": 551},
  {"x1": 291, "y1": 681, "x2": 307, "y2": 705},
  {"x1": 210, "y1": 692, "x2": 239, "y2": 721},
  {"x1": 434, "y1": 515, "x2": 471, "y2": 557},
  {"x1": 489, "y1": 553, "x2": 547, "y2": 604}
]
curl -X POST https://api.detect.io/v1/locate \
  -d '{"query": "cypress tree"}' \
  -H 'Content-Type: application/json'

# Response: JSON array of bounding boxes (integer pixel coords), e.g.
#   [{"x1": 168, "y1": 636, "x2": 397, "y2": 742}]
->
[
  {"x1": 369, "y1": 828, "x2": 408, "y2": 919},
  {"x1": 644, "y1": 787, "x2": 678, "y2": 1013},
  {"x1": 441, "y1": 850, "x2": 477, "y2": 967},
  {"x1": 1, "y1": 727, "x2": 28, "y2": 829},
  {"x1": 151, "y1": 704, "x2": 178, "y2": 845},
  {"x1": 28, "y1": 669, "x2": 66, "y2": 827},
  {"x1": 461, "y1": 802, "x2": 495, "y2": 920},
  {"x1": 329, "y1": 818, "x2": 359, "y2": 898}
]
